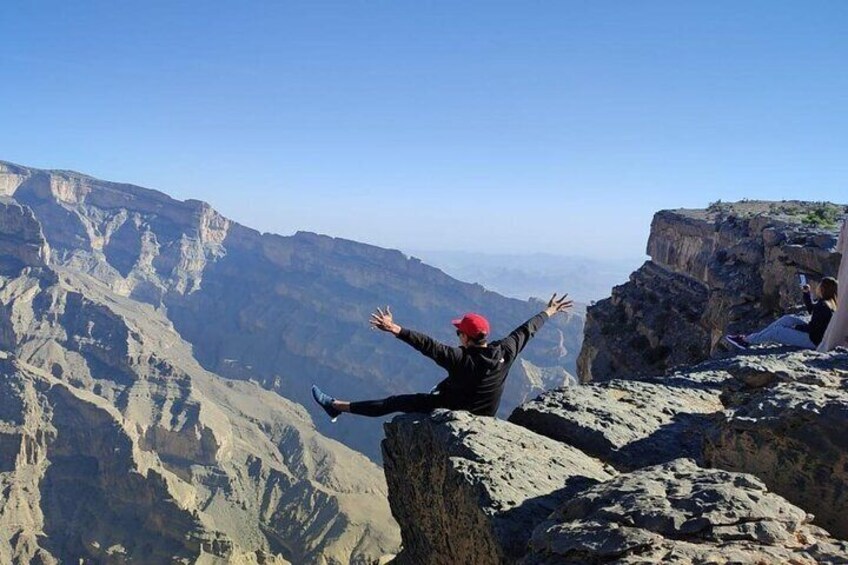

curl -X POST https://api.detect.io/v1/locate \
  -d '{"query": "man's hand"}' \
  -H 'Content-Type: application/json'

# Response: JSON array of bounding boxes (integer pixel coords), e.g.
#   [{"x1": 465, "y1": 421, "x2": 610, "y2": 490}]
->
[
  {"x1": 544, "y1": 292, "x2": 574, "y2": 317},
  {"x1": 370, "y1": 306, "x2": 402, "y2": 335}
]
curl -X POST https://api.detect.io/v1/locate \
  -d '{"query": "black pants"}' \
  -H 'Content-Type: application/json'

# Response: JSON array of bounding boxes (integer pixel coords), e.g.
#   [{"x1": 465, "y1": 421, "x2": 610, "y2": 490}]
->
[{"x1": 349, "y1": 393, "x2": 451, "y2": 418}]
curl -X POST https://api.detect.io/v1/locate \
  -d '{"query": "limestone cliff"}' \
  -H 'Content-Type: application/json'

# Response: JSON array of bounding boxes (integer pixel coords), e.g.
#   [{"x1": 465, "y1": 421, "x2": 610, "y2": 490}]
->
[
  {"x1": 0, "y1": 160, "x2": 582, "y2": 460},
  {"x1": 0, "y1": 198, "x2": 49, "y2": 270},
  {"x1": 578, "y1": 201, "x2": 844, "y2": 382},
  {"x1": 0, "y1": 200, "x2": 400, "y2": 564}
]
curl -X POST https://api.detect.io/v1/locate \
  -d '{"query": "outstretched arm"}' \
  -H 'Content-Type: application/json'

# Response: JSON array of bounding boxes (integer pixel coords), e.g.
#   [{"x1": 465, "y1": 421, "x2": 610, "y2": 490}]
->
[
  {"x1": 801, "y1": 285, "x2": 814, "y2": 314},
  {"x1": 503, "y1": 292, "x2": 574, "y2": 359},
  {"x1": 370, "y1": 306, "x2": 463, "y2": 369}
]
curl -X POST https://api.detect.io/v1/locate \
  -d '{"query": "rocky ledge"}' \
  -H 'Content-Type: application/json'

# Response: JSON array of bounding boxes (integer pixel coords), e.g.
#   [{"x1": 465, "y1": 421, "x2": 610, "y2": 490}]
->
[
  {"x1": 382, "y1": 348, "x2": 848, "y2": 563},
  {"x1": 509, "y1": 368, "x2": 726, "y2": 471},
  {"x1": 705, "y1": 349, "x2": 848, "y2": 539},
  {"x1": 578, "y1": 201, "x2": 844, "y2": 382},
  {"x1": 524, "y1": 458, "x2": 848, "y2": 564},
  {"x1": 381, "y1": 411, "x2": 615, "y2": 564}
]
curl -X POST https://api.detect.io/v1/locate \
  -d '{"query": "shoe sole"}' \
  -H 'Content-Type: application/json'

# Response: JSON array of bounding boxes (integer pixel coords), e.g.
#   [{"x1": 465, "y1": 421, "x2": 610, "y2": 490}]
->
[
  {"x1": 723, "y1": 336, "x2": 747, "y2": 350},
  {"x1": 312, "y1": 387, "x2": 341, "y2": 422}
]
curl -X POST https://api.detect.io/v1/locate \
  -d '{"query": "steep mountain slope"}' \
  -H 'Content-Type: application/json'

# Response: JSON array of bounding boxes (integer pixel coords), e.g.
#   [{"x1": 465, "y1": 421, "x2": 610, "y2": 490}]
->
[
  {"x1": 578, "y1": 201, "x2": 843, "y2": 381},
  {"x1": 0, "y1": 160, "x2": 583, "y2": 459},
  {"x1": 406, "y1": 249, "x2": 637, "y2": 303},
  {"x1": 0, "y1": 199, "x2": 400, "y2": 563}
]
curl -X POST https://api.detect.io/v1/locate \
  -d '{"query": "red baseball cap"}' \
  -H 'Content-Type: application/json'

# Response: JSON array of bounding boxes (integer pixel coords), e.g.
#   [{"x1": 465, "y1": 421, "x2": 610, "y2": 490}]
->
[{"x1": 452, "y1": 313, "x2": 490, "y2": 338}]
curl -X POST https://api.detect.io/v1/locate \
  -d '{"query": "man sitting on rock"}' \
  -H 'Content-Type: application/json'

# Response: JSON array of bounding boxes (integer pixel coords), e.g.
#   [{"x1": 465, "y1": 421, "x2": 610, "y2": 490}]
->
[{"x1": 311, "y1": 293, "x2": 574, "y2": 421}]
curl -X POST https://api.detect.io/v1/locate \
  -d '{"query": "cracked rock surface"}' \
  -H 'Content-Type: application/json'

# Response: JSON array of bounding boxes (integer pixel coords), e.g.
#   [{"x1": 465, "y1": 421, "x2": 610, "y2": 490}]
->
[
  {"x1": 510, "y1": 368, "x2": 727, "y2": 471},
  {"x1": 523, "y1": 459, "x2": 848, "y2": 564},
  {"x1": 706, "y1": 348, "x2": 848, "y2": 539}
]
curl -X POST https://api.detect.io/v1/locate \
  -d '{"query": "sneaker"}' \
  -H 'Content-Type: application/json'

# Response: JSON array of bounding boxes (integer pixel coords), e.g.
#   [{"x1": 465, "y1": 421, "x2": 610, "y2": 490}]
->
[
  {"x1": 724, "y1": 335, "x2": 750, "y2": 350},
  {"x1": 311, "y1": 385, "x2": 341, "y2": 422}
]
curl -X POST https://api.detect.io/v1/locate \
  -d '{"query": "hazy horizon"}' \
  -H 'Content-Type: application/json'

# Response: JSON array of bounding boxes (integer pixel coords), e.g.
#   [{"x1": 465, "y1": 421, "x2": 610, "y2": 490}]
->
[{"x1": 2, "y1": 2, "x2": 846, "y2": 258}]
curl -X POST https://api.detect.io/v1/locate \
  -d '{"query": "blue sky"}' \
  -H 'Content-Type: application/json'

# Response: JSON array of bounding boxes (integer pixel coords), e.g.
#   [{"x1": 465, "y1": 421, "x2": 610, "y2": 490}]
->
[{"x1": 2, "y1": 1, "x2": 846, "y2": 258}]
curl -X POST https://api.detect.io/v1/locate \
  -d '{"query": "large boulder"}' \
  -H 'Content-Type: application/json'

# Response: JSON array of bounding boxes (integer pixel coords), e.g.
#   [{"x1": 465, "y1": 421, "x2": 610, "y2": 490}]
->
[
  {"x1": 381, "y1": 411, "x2": 615, "y2": 565},
  {"x1": 514, "y1": 347, "x2": 848, "y2": 542},
  {"x1": 705, "y1": 348, "x2": 848, "y2": 539},
  {"x1": 523, "y1": 459, "x2": 848, "y2": 564},
  {"x1": 509, "y1": 368, "x2": 727, "y2": 471}
]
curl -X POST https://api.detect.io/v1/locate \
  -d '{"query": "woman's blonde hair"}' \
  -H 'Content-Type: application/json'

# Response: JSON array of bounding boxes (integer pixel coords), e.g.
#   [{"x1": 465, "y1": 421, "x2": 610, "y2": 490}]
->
[{"x1": 820, "y1": 277, "x2": 838, "y2": 310}]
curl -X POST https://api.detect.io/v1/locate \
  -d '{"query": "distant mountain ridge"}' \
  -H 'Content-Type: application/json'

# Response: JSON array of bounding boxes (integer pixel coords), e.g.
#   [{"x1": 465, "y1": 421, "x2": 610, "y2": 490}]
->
[
  {"x1": 407, "y1": 249, "x2": 640, "y2": 304},
  {"x1": 0, "y1": 159, "x2": 583, "y2": 461}
]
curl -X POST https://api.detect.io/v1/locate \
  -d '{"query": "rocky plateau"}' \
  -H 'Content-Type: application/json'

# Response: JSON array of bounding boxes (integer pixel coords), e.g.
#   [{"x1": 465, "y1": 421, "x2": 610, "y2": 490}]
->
[{"x1": 383, "y1": 344, "x2": 848, "y2": 564}]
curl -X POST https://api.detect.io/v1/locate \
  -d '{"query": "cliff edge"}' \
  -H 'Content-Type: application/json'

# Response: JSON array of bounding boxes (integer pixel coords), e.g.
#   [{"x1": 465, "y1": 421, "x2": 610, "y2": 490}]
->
[
  {"x1": 381, "y1": 201, "x2": 848, "y2": 563},
  {"x1": 578, "y1": 201, "x2": 844, "y2": 382}
]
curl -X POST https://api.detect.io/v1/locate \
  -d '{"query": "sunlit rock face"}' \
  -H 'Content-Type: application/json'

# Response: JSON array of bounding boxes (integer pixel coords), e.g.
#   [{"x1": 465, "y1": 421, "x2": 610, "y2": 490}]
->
[
  {"x1": 0, "y1": 198, "x2": 50, "y2": 270},
  {"x1": 579, "y1": 201, "x2": 843, "y2": 382},
  {"x1": 0, "y1": 160, "x2": 583, "y2": 460}
]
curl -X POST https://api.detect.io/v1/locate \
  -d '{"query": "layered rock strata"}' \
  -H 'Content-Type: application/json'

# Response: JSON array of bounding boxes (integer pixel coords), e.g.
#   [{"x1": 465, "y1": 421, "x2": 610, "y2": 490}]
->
[
  {"x1": 0, "y1": 353, "x2": 244, "y2": 564},
  {"x1": 0, "y1": 203, "x2": 401, "y2": 563},
  {"x1": 579, "y1": 202, "x2": 843, "y2": 382}
]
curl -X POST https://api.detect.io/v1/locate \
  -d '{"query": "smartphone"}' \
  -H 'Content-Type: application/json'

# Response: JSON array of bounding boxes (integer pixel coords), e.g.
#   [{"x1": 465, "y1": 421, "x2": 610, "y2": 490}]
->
[{"x1": 797, "y1": 273, "x2": 808, "y2": 287}]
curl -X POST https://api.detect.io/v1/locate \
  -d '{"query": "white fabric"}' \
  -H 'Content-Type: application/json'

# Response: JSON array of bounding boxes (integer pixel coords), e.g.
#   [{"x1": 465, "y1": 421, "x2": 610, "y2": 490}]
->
[
  {"x1": 818, "y1": 216, "x2": 848, "y2": 351},
  {"x1": 746, "y1": 314, "x2": 816, "y2": 349}
]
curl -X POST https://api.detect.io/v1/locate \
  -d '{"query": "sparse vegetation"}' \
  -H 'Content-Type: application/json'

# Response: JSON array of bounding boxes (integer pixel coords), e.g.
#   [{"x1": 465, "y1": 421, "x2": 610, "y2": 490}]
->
[
  {"x1": 801, "y1": 203, "x2": 843, "y2": 229},
  {"x1": 707, "y1": 200, "x2": 732, "y2": 216}
]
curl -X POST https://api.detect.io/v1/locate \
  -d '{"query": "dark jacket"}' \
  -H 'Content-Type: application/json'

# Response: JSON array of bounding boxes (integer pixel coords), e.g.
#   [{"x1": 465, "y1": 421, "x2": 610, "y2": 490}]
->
[
  {"x1": 798, "y1": 292, "x2": 835, "y2": 346},
  {"x1": 396, "y1": 312, "x2": 549, "y2": 416}
]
